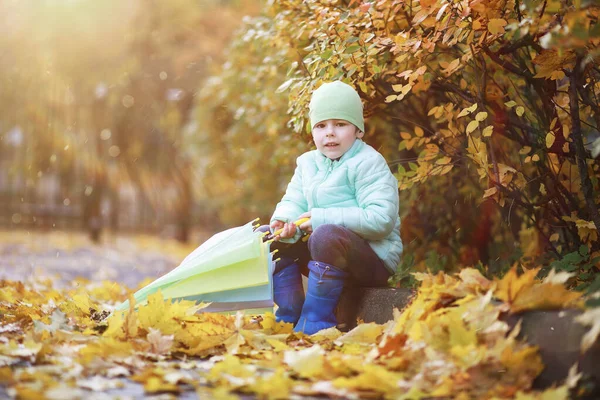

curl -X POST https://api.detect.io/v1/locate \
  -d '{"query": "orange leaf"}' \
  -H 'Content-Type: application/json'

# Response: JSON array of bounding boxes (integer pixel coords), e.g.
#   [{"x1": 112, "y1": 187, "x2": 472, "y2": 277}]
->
[{"x1": 488, "y1": 19, "x2": 507, "y2": 35}]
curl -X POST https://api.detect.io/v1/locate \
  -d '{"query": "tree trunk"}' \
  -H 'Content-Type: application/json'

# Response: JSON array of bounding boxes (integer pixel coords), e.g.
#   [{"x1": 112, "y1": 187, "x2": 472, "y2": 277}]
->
[
  {"x1": 83, "y1": 170, "x2": 105, "y2": 243},
  {"x1": 85, "y1": 93, "x2": 108, "y2": 243},
  {"x1": 569, "y1": 58, "x2": 600, "y2": 241},
  {"x1": 174, "y1": 161, "x2": 192, "y2": 243},
  {"x1": 109, "y1": 185, "x2": 120, "y2": 233}
]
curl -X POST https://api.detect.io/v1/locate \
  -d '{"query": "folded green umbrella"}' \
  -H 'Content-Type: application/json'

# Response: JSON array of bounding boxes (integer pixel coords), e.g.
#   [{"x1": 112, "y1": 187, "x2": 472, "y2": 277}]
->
[{"x1": 114, "y1": 219, "x2": 276, "y2": 314}]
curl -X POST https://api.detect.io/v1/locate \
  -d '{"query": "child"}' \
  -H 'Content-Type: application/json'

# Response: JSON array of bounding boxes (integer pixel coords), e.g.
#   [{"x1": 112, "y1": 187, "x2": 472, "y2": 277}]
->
[{"x1": 268, "y1": 81, "x2": 402, "y2": 335}]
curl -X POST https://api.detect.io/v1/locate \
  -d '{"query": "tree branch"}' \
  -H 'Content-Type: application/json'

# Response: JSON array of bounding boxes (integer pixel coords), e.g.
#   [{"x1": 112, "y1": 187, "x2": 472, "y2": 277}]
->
[{"x1": 483, "y1": 47, "x2": 533, "y2": 79}]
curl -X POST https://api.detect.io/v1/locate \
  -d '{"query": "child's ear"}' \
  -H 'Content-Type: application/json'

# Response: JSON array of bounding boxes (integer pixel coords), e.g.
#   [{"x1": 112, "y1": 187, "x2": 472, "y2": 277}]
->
[{"x1": 356, "y1": 129, "x2": 365, "y2": 139}]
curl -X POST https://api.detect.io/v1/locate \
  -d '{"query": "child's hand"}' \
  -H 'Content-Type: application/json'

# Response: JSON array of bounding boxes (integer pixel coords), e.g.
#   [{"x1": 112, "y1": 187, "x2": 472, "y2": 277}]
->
[
  {"x1": 270, "y1": 220, "x2": 297, "y2": 240},
  {"x1": 270, "y1": 220, "x2": 284, "y2": 232},
  {"x1": 297, "y1": 211, "x2": 312, "y2": 233}
]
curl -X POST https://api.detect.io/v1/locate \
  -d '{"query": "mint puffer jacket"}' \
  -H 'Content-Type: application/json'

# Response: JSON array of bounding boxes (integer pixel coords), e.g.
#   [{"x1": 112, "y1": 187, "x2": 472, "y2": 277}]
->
[{"x1": 271, "y1": 139, "x2": 402, "y2": 273}]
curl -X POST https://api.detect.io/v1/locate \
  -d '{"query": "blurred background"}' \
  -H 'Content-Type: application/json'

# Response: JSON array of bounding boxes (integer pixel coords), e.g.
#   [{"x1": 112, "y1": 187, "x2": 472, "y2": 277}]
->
[{"x1": 0, "y1": 0, "x2": 261, "y2": 244}]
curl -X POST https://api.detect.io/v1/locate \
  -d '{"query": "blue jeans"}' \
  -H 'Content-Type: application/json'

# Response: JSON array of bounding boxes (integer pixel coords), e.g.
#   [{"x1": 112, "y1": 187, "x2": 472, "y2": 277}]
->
[{"x1": 259, "y1": 224, "x2": 391, "y2": 287}]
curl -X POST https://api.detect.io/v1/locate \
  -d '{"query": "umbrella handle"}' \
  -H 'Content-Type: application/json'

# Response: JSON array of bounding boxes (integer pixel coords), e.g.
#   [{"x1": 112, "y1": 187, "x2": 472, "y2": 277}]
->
[{"x1": 272, "y1": 217, "x2": 310, "y2": 237}]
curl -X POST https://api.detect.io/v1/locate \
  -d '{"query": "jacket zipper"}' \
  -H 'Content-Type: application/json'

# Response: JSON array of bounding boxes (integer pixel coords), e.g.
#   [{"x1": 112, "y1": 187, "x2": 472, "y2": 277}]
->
[{"x1": 312, "y1": 159, "x2": 334, "y2": 208}]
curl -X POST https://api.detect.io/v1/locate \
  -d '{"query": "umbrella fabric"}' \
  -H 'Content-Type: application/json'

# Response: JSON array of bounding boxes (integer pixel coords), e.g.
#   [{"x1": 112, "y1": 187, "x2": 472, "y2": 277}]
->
[{"x1": 115, "y1": 220, "x2": 274, "y2": 313}]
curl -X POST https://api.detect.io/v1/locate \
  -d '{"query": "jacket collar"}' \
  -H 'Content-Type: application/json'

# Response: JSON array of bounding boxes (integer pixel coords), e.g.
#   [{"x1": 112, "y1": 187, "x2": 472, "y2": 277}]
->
[{"x1": 316, "y1": 139, "x2": 364, "y2": 169}]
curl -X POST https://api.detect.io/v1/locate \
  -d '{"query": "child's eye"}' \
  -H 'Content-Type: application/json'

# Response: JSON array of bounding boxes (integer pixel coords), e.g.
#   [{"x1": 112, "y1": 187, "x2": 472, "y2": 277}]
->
[
  {"x1": 316, "y1": 123, "x2": 326, "y2": 129},
  {"x1": 336, "y1": 122, "x2": 347, "y2": 127}
]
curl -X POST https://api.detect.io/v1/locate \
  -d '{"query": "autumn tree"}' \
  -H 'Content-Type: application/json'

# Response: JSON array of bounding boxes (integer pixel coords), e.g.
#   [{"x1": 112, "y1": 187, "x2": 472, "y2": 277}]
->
[{"x1": 194, "y1": 0, "x2": 600, "y2": 283}]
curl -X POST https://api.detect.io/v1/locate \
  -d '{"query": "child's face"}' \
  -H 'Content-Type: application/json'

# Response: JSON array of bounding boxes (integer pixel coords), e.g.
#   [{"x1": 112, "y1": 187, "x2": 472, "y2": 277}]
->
[{"x1": 312, "y1": 119, "x2": 364, "y2": 160}]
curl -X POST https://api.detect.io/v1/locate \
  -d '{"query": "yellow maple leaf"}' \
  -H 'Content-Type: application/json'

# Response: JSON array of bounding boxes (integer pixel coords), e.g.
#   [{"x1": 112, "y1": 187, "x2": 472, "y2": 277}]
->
[
  {"x1": 79, "y1": 337, "x2": 134, "y2": 364},
  {"x1": 144, "y1": 376, "x2": 180, "y2": 394},
  {"x1": 496, "y1": 266, "x2": 541, "y2": 304},
  {"x1": 177, "y1": 312, "x2": 236, "y2": 353},
  {"x1": 206, "y1": 354, "x2": 255, "y2": 386},
  {"x1": 131, "y1": 368, "x2": 181, "y2": 394},
  {"x1": 495, "y1": 266, "x2": 583, "y2": 313},
  {"x1": 512, "y1": 284, "x2": 582, "y2": 313},
  {"x1": 103, "y1": 294, "x2": 138, "y2": 339},
  {"x1": 260, "y1": 312, "x2": 294, "y2": 334},
  {"x1": 124, "y1": 294, "x2": 139, "y2": 338},
  {"x1": 284, "y1": 345, "x2": 326, "y2": 379},
  {"x1": 247, "y1": 368, "x2": 293, "y2": 400},
  {"x1": 332, "y1": 364, "x2": 403, "y2": 396},
  {"x1": 533, "y1": 49, "x2": 576, "y2": 79},
  {"x1": 70, "y1": 293, "x2": 93, "y2": 315},
  {"x1": 335, "y1": 323, "x2": 385, "y2": 345},
  {"x1": 488, "y1": 18, "x2": 507, "y2": 35},
  {"x1": 447, "y1": 314, "x2": 477, "y2": 348},
  {"x1": 500, "y1": 345, "x2": 544, "y2": 379},
  {"x1": 103, "y1": 311, "x2": 126, "y2": 339},
  {"x1": 136, "y1": 290, "x2": 198, "y2": 336}
]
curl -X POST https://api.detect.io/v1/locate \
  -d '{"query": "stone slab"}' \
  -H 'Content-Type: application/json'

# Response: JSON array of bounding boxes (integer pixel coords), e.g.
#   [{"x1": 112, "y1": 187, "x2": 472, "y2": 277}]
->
[
  {"x1": 335, "y1": 286, "x2": 414, "y2": 331},
  {"x1": 504, "y1": 309, "x2": 600, "y2": 391}
]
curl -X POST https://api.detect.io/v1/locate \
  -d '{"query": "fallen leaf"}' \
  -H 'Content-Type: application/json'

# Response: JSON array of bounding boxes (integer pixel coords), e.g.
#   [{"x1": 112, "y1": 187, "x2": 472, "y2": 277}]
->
[
  {"x1": 146, "y1": 328, "x2": 174, "y2": 356},
  {"x1": 495, "y1": 266, "x2": 583, "y2": 313},
  {"x1": 335, "y1": 323, "x2": 385, "y2": 345},
  {"x1": 284, "y1": 345, "x2": 325, "y2": 379},
  {"x1": 574, "y1": 308, "x2": 600, "y2": 353}
]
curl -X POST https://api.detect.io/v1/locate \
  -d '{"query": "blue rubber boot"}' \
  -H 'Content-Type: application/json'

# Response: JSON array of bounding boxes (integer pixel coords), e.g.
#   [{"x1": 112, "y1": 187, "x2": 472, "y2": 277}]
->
[
  {"x1": 294, "y1": 261, "x2": 347, "y2": 335},
  {"x1": 273, "y1": 262, "x2": 305, "y2": 324}
]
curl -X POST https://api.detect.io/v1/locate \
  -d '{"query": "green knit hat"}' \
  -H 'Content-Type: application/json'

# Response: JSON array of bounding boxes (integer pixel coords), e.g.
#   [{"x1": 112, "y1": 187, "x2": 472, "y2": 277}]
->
[{"x1": 309, "y1": 81, "x2": 365, "y2": 132}]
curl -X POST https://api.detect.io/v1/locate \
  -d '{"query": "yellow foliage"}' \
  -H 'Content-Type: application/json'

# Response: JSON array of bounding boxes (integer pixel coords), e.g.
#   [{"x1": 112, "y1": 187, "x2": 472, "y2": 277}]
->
[
  {"x1": 247, "y1": 368, "x2": 293, "y2": 400},
  {"x1": 78, "y1": 337, "x2": 134, "y2": 364},
  {"x1": 333, "y1": 364, "x2": 404, "y2": 395},
  {"x1": 0, "y1": 263, "x2": 587, "y2": 399},
  {"x1": 495, "y1": 266, "x2": 583, "y2": 313},
  {"x1": 519, "y1": 227, "x2": 542, "y2": 259}
]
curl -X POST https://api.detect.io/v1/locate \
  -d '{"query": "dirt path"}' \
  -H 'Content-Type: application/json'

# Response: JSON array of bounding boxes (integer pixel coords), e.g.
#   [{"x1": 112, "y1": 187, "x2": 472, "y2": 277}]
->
[{"x1": 0, "y1": 230, "x2": 200, "y2": 289}]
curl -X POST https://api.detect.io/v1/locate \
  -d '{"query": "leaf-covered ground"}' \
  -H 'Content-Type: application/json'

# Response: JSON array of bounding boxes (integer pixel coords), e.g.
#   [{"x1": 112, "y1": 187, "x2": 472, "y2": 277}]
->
[{"x1": 0, "y1": 232, "x2": 598, "y2": 399}]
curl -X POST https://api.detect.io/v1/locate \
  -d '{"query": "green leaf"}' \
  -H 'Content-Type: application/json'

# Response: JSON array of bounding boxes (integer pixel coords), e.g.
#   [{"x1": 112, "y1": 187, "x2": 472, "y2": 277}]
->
[
  {"x1": 586, "y1": 275, "x2": 600, "y2": 294},
  {"x1": 562, "y1": 251, "x2": 584, "y2": 264},
  {"x1": 586, "y1": 297, "x2": 600, "y2": 308},
  {"x1": 345, "y1": 45, "x2": 361, "y2": 54},
  {"x1": 320, "y1": 49, "x2": 333, "y2": 60},
  {"x1": 358, "y1": 81, "x2": 368, "y2": 94}
]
